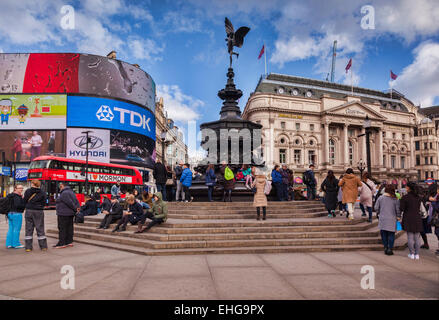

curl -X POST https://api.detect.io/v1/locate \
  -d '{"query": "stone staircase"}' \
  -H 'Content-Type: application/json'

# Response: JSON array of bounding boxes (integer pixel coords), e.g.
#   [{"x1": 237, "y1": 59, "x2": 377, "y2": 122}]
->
[{"x1": 46, "y1": 201, "x2": 407, "y2": 255}]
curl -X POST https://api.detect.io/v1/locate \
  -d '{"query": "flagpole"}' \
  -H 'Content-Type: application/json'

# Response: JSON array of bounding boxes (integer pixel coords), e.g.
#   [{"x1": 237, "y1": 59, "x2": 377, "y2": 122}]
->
[
  {"x1": 351, "y1": 64, "x2": 353, "y2": 96},
  {"x1": 264, "y1": 43, "x2": 268, "y2": 77}
]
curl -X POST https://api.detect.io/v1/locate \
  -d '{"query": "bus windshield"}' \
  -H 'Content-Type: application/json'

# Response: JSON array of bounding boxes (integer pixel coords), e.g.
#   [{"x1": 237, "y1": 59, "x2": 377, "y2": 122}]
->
[{"x1": 29, "y1": 160, "x2": 50, "y2": 169}]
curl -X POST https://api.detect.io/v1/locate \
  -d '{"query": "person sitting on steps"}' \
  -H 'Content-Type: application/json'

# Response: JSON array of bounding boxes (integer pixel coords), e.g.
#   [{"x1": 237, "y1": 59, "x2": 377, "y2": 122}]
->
[
  {"x1": 97, "y1": 195, "x2": 123, "y2": 229},
  {"x1": 135, "y1": 192, "x2": 168, "y2": 233},
  {"x1": 112, "y1": 195, "x2": 144, "y2": 232}
]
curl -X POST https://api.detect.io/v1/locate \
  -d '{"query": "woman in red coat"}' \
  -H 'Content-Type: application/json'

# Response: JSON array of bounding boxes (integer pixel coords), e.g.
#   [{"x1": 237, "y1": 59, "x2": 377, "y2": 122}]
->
[{"x1": 12, "y1": 137, "x2": 22, "y2": 162}]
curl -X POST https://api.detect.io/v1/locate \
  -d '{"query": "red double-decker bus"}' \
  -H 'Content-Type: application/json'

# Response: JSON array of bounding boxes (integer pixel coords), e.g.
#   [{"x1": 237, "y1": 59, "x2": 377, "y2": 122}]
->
[{"x1": 27, "y1": 156, "x2": 143, "y2": 207}]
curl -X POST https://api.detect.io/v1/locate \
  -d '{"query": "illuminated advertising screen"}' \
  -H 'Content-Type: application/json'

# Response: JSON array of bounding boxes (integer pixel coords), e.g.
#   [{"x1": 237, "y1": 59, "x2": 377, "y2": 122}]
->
[
  {"x1": 0, "y1": 130, "x2": 66, "y2": 162},
  {"x1": 0, "y1": 94, "x2": 66, "y2": 129},
  {"x1": 66, "y1": 128, "x2": 110, "y2": 163},
  {"x1": 0, "y1": 53, "x2": 155, "y2": 111},
  {"x1": 67, "y1": 95, "x2": 156, "y2": 140},
  {"x1": 110, "y1": 130, "x2": 155, "y2": 168}
]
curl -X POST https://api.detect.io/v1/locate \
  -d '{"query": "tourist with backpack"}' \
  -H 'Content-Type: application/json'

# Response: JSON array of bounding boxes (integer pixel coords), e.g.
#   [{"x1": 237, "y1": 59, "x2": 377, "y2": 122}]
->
[
  {"x1": 54, "y1": 182, "x2": 80, "y2": 249},
  {"x1": 303, "y1": 164, "x2": 317, "y2": 201},
  {"x1": 359, "y1": 172, "x2": 377, "y2": 223},
  {"x1": 5, "y1": 184, "x2": 26, "y2": 249},
  {"x1": 205, "y1": 164, "x2": 216, "y2": 202},
  {"x1": 220, "y1": 162, "x2": 235, "y2": 202},
  {"x1": 23, "y1": 179, "x2": 48, "y2": 252},
  {"x1": 180, "y1": 163, "x2": 194, "y2": 203},
  {"x1": 252, "y1": 169, "x2": 268, "y2": 220}
]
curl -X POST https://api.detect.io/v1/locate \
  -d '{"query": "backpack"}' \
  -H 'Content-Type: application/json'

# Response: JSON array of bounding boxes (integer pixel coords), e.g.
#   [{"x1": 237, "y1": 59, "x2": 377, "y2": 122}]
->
[
  {"x1": 0, "y1": 197, "x2": 12, "y2": 215},
  {"x1": 74, "y1": 211, "x2": 84, "y2": 224},
  {"x1": 224, "y1": 167, "x2": 234, "y2": 181},
  {"x1": 264, "y1": 180, "x2": 272, "y2": 195}
]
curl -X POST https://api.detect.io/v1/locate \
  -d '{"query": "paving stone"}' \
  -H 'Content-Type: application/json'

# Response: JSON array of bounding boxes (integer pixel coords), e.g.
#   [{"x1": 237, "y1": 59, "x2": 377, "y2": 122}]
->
[
  {"x1": 143, "y1": 255, "x2": 210, "y2": 278},
  {"x1": 211, "y1": 267, "x2": 303, "y2": 299},
  {"x1": 311, "y1": 251, "x2": 383, "y2": 265},
  {"x1": 206, "y1": 254, "x2": 267, "y2": 267}
]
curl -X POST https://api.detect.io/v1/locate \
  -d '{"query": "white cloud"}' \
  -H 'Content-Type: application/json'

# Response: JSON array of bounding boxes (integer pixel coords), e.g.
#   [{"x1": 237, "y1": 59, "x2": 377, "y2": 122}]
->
[
  {"x1": 393, "y1": 41, "x2": 439, "y2": 107},
  {"x1": 128, "y1": 38, "x2": 164, "y2": 62},
  {"x1": 157, "y1": 85, "x2": 204, "y2": 122}
]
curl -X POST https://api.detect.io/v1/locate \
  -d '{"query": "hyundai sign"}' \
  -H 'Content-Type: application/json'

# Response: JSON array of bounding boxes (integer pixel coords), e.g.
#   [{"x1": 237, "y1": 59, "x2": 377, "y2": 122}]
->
[
  {"x1": 66, "y1": 128, "x2": 110, "y2": 163},
  {"x1": 67, "y1": 96, "x2": 156, "y2": 140}
]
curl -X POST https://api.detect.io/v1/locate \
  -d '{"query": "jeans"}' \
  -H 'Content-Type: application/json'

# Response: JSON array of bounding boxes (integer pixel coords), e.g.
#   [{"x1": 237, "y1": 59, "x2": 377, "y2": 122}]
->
[
  {"x1": 207, "y1": 186, "x2": 214, "y2": 201},
  {"x1": 407, "y1": 232, "x2": 421, "y2": 255},
  {"x1": 57, "y1": 215, "x2": 74, "y2": 246},
  {"x1": 176, "y1": 180, "x2": 185, "y2": 201},
  {"x1": 156, "y1": 184, "x2": 167, "y2": 201},
  {"x1": 183, "y1": 185, "x2": 191, "y2": 201},
  {"x1": 273, "y1": 182, "x2": 283, "y2": 201},
  {"x1": 281, "y1": 184, "x2": 289, "y2": 201},
  {"x1": 346, "y1": 203, "x2": 355, "y2": 218},
  {"x1": 99, "y1": 214, "x2": 121, "y2": 229},
  {"x1": 306, "y1": 185, "x2": 316, "y2": 200},
  {"x1": 380, "y1": 230, "x2": 395, "y2": 249},
  {"x1": 359, "y1": 203, "x2": 373, "y2": 220},
  {"x1": 141, "y1": 211, "x2": 164, "y2": 230},
  {"x1": 6, "y1": 212, "x2": 23, "y2": 248}
]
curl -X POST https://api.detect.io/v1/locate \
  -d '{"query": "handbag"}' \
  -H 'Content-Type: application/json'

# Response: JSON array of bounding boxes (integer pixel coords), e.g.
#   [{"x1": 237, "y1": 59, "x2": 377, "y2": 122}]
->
[
  {"x1": 264, "y1": 180, "x2": 272, "y2": 195},
  {"x1": 166, "y1": 178, "x2": 174, "y2": 186},
  {"x1": 396, "y1": 220, "x2": 402, "y2": 231},
  {"x1": 419, "y1": 202, "x2": 428, "y2": 219}
]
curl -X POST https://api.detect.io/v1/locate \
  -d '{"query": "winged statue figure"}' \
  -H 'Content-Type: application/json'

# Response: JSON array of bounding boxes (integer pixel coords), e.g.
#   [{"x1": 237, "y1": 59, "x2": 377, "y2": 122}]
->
[{"x1": 225, "y1": 17, "x2": 250, "y2": 67}]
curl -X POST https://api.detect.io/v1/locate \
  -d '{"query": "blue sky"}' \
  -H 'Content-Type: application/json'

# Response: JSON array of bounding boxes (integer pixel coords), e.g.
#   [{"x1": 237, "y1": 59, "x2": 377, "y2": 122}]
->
[{"x1": 1, "y1": 0, "x2": 438, "y2": 152}]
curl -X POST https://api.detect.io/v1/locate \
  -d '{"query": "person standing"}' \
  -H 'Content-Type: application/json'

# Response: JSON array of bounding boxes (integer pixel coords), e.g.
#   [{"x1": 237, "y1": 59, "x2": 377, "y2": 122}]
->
[
  {"x1": 421, "y1": 183, "x2": 437, "y2": 250},
  {"x1": 400, "y1": 182, "x2": 424, "y2": 260},
  {"x1": 271, "y1": 165, "x2": 283, "y2": 201},
  {"x1": 220, "y1": 162, "x2": 235, "y2": 202},
  {"x1": 30, "y1": 131, "x2": 43, "y2": 161},
  {"x1": 54, "y1": 182, "x2": 80, "y2": 249},
  {"x1": 153, "y1": 160, "x2": 167, "y2": 201},
  {"x1": 303, "y1": 164, "x2": 317, "y2": 201},
  {"x1": 359, "y1": 172, "x2": 377, "y2": 223},
  {"x1": 374, "y1": 185, "x2": 401, "y2": 255},
  {"x1": 205, "y1": 164, "x2": 216, "y2": 202},
  {"x1": 280, "y1": 165, "x2": 290, "y2": 201},
  {"x1": 252, "y1": 170, "x2": 268, "y2": 220},
  {"x1": 97, "y1": 195, "x2": 123, "y2": 229},
  {"x1": 23, "y1": 179, "x2": 48, "y2": 252},
  {"x1": 180, "y1": 164, "x2": 193, "y2": 203},
  {"x1": 111, "y1": 182, "x2": 121, "y2": 199},
  {"x1": 174, "y1": 161, "x2": 185, "y2": 202},
  {"x1": 12, "y1": 137, "x2": 22, "y2": 162},
  {"x1": 6, "y1": 185, "x2": 25, "y2": 249},
  {"x1": 338, "y1": 168, "x2": 362, "y2": 220},
  {"x1": 321, "y1": 170, "x2": 339, "y2": 218}
]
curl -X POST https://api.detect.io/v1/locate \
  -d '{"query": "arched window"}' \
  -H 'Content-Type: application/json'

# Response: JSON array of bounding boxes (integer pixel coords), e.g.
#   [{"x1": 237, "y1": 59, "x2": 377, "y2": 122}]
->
[
  {"x1": 348, "y1": 141, "x2": 354, "y2": 165},
  {"x1": 329, "y1": 139, "x2": 336, "y2": 165}
]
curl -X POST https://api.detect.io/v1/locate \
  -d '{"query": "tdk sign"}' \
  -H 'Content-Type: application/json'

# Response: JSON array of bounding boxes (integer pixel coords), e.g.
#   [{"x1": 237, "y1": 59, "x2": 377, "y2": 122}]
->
[{"x1": 67, "y1": 96, "x2": 156, "y2": 141}]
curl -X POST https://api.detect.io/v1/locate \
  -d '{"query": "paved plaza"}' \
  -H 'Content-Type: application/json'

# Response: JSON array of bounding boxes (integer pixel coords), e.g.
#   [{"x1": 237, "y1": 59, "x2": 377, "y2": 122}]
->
[{"x1": 0, "y1": 210, "x2": 437, "y2": 300}]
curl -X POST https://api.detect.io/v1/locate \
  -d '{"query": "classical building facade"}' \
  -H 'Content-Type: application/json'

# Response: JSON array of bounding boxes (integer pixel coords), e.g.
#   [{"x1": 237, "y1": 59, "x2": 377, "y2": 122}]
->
[
  {"x1": 155, "y1": 97, "x2": 167, "y2": 164},
  {"x1": 415, "y1": 106, "x2": 439, "y2": 181},
  {"x1": 243, "y1": 73, "x2": 427, "y2": 186}
]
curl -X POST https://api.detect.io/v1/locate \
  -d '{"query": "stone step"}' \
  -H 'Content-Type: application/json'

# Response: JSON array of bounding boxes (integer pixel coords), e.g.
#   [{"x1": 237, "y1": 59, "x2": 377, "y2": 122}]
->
[
  {"x1": 72, "y1": 224, "x2": 380, "y2": 242},
  {"x1": 167, "y1": 202, "x2": 325, "y2": 209},
  {"x1": 82, "y1": 220, "x2": 378, "y2": 234},
  {"x1": 45, "y1": 231, "x2": 407, "y2": 256},
  {"x1": 167, "y1": 212, "x2": 327, "y2": 220},
  {"x1": 167, "y1": 207, "x2": 326, "y2": 214}
]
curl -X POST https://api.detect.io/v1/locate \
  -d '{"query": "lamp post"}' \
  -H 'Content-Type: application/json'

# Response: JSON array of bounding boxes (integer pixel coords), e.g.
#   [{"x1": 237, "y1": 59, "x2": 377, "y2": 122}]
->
[
  {"x1": 160, "y1": 132, "x2": 167, "y2": 166},
  {"x1": 363, "y1": 115, "x2": 372, "y2": 177},
  {"x1": 82, "y1": 130, "x2": 92, "y2": 194},
  {"x1": 357, "y1": 159, "x2": 366, "y2": 178}
]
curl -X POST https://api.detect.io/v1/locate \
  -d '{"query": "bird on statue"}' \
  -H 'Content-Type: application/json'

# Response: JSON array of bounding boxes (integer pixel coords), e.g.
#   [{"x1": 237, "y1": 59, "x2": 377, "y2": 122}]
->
[{"x1": 225, "y1": 17, "x2": 250, "y2": 68}]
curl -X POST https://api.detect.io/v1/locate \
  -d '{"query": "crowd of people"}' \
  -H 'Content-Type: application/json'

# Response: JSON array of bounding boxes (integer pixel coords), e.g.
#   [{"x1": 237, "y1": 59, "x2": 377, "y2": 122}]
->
[{"x1": 2, "y1": 165, "x2": 439, "y2": 260}]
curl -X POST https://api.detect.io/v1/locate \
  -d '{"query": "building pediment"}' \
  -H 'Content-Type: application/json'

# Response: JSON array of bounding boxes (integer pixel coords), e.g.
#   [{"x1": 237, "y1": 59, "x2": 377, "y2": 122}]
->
[{"x1": 324, "y1": 101, "x2": 386, "y2": 120}]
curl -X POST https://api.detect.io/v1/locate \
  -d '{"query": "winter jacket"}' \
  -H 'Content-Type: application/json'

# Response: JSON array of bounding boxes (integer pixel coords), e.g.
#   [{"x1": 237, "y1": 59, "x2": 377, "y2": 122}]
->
[
  {"x1": 80, "y1": 199, "x2": 98, "y2": 216},
  {"x1": 174, "y1": 165, "x2": 183, "y2": 179},
  {"x1": 108, "y1": 201, "x2": 123, "y2": 218},
  {"x1": 399, "y1": 192, "x2": 424, "y2": 233},
  {"x1": 7, "y1": 192, "x2": 25, "y2": 213},
  {"x1": 23, "y1": 187, "x2": 46, "y2": 211},
  {"x1": 111, "y1": 185, "x2": 120, "y2": 197},
  {"x1": 321, "y1": 177, "x2": 339, "y2": 211},
  {"x1": 205, "y1": 168, "x2": 216, "y2": 186},
  {"x1": 101, "y1": 197, "x2": 112, "y2": 212},
  {"x1": 243, "y1": 168, "x2": 252, "y2": 177},
  {"x1": 271, "y1": 170, "x2": 282, "y2": 184},
  {"x1": 56, "y1": 186, "x2": 80, "y2": 217},
  {"x1": 180, "y1": 168, "x2": 193, "y2": 187},
  {"x1": 280, "y1": 169, "x2": 289, "y2": 185},
  {"x1": 303, "y1": 170, "x2": 317, "y2": 187},
  {"x1": 153, "y1": 162, "x2": 167, "y2": 184},
  {"x1": 375, "y1": 194, "x2": 401, "y2": 232},
  {"x1": 338, "y1": 174, "x2": 362, "y2": 204},
  {"x1": 128, "y1": 201, "x2": 144, "y2": 224},
  {"x1": 359, "y1": 179, "x2": 376, "y2": 207},
  {"x1": 148, "y1": 192, "x2": 168, "y2": 222},
  {"x1": 252, "y1": 175, "x2": 268, "y2": 208}
]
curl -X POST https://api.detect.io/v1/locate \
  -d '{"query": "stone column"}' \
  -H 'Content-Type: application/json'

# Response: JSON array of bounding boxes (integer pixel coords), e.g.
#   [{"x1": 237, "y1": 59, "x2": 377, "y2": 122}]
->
[
  {"x1": 361, "y1": 127, "x2": 366, "y2": 161},
  {"x1": 324, "y1": 123, "x2": 330, "y2": 164},
  {"x1": 377, "y1": 127, "x2": 383, "y2": 169},
  {"x1": 343, "y1": 124, "x2": 349, "y2": 167},
  {"x1": 409, "y1": 129, "x2": 415, "y2": 173}
]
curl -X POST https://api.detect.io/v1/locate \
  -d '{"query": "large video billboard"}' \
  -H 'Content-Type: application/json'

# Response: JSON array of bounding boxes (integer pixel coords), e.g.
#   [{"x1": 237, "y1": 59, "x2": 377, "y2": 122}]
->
[
  {"x1": 0, "y1": 53, "x2": 155, "y2": 112},
  {"x1": 110, "y1": 130, "x2": 155, "y2": 168},
  {"x1": 0, "y1": 94, "x2": 66, "y2": 129},
  {"x1": 0, "y1": 130, "x2": 66, "y2": 162},
  {"x1": 66, "y1": 128, "x2": 110, "y2": 163},
  {"x1": 67, "y1": 96, "x2": 156, "y2": 140}
]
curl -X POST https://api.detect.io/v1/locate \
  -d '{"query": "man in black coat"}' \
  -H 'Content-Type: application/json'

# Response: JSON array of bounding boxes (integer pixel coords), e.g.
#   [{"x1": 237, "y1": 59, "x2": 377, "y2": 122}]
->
[
  {"x1": 153, "y1": 160, "x2": 168, "y2": 201},
  {"x1": 97, "y1": 196, "x2": 123, "y2": 229},
  {"x1": 54, "y1": 182, "x2": 80, "y2": 248}
]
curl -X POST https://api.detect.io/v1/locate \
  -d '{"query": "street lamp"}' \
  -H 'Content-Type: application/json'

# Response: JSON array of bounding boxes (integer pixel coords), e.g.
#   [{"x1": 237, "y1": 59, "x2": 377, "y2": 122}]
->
[
  {"x1": 81, "y1": 130, "x2": 93, "y2": 194},
  {"x1": 357, "y1": 159, "x2": 366, "y2": 177},
  {"x1": 363, "y1": 115, "x2": 372, "y2": 177},
  {"x1": 160, "y1": 131, "x2": 167, "y2": 165}
]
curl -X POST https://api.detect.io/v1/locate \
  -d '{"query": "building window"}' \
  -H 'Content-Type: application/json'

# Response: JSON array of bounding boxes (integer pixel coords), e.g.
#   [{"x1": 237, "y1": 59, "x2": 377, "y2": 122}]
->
[
  {"x1": 415, "y1": 141, "x2": 420, "y2": 150},
  {"x1": 383, "y1": 155, "x2": 386, "y2": 167},
  {"x1": 430, "y1": 157, "x2": 433, "y2": 164},
  {"x1": 310, "y1": 124, "x2": 314, "y2": 131},
  {"x1": 391, "y1": 156, "x2": 396, "y2": 169},
  {"x1": 294, "y1": 150, "x2": 301, "y2": 164},
  {"x1": 417, "y1": 170, "x2": 421, "y2": 180},
  {"x1": 425, "y1": 157, "x2": 428, "y2": 165},
  {"x1": 402, "y1": 134, "x2": 405, "y2": 140},
  {"x1": 348, "y1": 129, "x2": 355, "y2": 137},
  {"x1": 392, "y1": 133, "x2": 396, "y2": 139},
  {"x1": 329, "y1": 139, "x2": 335, "y2": 165},
  {"x1": 425, "y1": 172, "x2": 429, "y2": 180},
  {"x1": 424, "y1": 142, "x2": 428, "y2": 150},
  {"x1": 329, "y1": 127, "x2": 336, "y2": 135},
  {"x1": 416, "y1": 155, "x2": 420, "y2": 166},
  {"x1": 382, "y1": 131, "x2": 386, "y2": 138},
  {"x1": 401, "y1": 156, "x2": 405, "y2": 169},
  {"x1": 414, "y1": 128, "x2": 418, "y2": 136},
  {"x1": 281, "y1": 121, "x2": 286, "y2": 129},
  {"x1": 348, "y1": 141, "x2": 354, "y2": 165},
  {"x1": 295, "y1": 123, "x2": 300, "y2": 130},
  {"x1": 308, "y1": 150, "x2": 315, "y2": 165},
  {"x1": 430, "y1": 142, "x2": 433, "y2": 149},
  {"x1": 279, "y1": 149, "x2": 286, "y2": 164}
]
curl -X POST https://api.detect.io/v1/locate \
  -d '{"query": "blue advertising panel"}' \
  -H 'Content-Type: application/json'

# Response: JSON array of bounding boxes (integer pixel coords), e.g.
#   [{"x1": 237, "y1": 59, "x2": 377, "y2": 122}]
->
[{"x1": 67, "y1": 96, "x2": 156, "y2": 141}]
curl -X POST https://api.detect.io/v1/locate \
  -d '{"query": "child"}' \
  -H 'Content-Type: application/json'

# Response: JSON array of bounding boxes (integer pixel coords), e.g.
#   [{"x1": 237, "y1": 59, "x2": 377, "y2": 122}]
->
[{"x1": 243, "y1": 164, "x2": 253, "y2": 190}]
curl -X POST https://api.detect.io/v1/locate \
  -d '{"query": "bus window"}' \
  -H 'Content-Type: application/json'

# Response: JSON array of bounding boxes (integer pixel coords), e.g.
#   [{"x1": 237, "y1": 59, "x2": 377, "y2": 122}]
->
[{"x1": 29, "y1": 160, "x2": 49, "y2": 169}]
